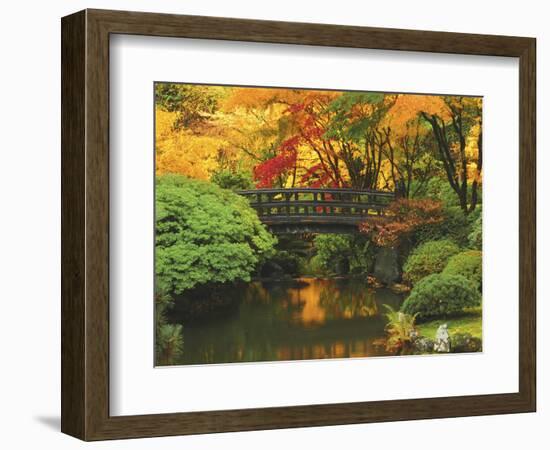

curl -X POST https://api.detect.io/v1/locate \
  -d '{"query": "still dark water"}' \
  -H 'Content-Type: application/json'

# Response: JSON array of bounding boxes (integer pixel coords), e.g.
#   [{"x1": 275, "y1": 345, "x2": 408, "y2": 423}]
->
[{"x1": 170, "y1": 278, "x2": 404, "y2": 365}]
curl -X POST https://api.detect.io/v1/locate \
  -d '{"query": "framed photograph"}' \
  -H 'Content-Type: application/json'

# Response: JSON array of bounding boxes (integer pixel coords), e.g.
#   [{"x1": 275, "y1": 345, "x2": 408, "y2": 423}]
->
[{"x1": 61, "y1": 9, "x2": 536, "y2": 440}]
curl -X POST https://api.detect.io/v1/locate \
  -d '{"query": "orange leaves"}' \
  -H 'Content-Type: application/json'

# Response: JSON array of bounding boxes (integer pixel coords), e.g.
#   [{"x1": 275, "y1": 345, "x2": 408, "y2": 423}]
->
[
  {"x1": 386, "y1": 94, "x2": 448, "y2": 136},
  {"x1": 221, "y1": 88, "x2": 303, "y2": 111},
  {"x1": 359, "y1": 198, "x2": 444, "y2": 247}
]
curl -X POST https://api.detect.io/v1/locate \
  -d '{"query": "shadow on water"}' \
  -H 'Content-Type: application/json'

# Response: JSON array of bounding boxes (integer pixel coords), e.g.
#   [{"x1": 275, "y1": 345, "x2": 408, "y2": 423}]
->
[{"x1": 166, "y1": 278, "x2": 404, "y2": 366}]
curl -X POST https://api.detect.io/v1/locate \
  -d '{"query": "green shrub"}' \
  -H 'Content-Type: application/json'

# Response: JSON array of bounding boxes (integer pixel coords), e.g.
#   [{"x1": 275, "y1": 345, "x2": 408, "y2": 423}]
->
[
  {"x1": 156, "y1": 175, "x2": 276, "y2": 293},
  {"x1": 412, "y1": 177, "x2": 482, "y2": 247},
  {"x1": 401, "y1": 273, "x2": 481, "y2": 321},
  {"x1": 261, "y1": 235, "x2": 314, "y2": 277},
  {"x1": 268, "y1": 250, "x2": 302, "y2": 276},
  {"x1": 383, "y1": 305, "x2": 418, "y2": 355},
  {"x1": 300, "y1": 254, "x2": 328, "y2": 276},
  {"x1": 419, "y1": 177, "x2": 483, "y2": 211},
  {"x1": 443, "y1": 250, "x2": 482, "y2": 291},
  {"x1": 403, "y1": 239, "x2": 460, "y2": 285},
  {"x1": 421, "y1": 177, "x2": 461, "y2": 208},
  {"x1": 468, "y1": 214, "x2": 482, "y2": 250},
  {"x1": 155, "y1": 283, "x2": 184, "y2": 365},
  {"x1": 415, "y1": 206, "x2": 472, "y2": 247},
  {"x1": 156, "y1": 324, "x2": 184, "y2": 365},
  {"x1": 314, "y1": 234, "x2": 374, "y2": 275},
  {"x1": 211, "y1": 169, "x2": 254, "y2": 191}
]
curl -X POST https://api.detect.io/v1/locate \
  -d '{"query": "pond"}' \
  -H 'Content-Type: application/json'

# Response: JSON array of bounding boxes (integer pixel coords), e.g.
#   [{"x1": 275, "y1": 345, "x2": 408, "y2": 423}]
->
[{"x1": 168, "y1": 278, "x2": 404, "y2": 366}]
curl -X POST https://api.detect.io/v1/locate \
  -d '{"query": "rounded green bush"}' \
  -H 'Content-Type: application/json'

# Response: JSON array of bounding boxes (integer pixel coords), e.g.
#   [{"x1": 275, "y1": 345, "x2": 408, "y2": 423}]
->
[
  {"x1": 414, "y1": 206, "x2": 471, "y2": 246},
  {"x1": 403, "y1": 239, "x2": 460, "y2": 285},
  {"x1": 156, "y1": 175, "x2": 276, "y2": 293},
  {"x1": 401, "y1": 273, "x2": 481, "y2": 321},
  {"x1": 443, "y1": 250, "x2": 482, "y2": 291}
]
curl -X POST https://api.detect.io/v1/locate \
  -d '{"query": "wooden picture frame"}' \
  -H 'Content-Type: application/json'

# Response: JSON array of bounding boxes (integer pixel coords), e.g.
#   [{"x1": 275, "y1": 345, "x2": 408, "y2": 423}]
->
[{"x1": 61, "y1": 8, "x2": 536, "y2": 441}]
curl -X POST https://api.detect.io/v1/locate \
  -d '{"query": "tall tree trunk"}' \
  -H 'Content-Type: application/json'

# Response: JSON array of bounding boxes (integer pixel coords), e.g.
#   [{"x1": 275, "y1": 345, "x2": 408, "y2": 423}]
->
[
  {"x1": 422, "y1": 112, "x2": 471, "y2": 214},
  {"x1": 468, "y1": 119, "x2": 483, "y2": 213}
]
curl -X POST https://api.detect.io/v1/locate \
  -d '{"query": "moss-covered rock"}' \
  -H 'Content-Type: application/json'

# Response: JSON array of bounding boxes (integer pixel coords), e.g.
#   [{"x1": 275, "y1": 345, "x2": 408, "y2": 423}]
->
[{"x1": 451, "y1": 332, "x2": 482, "y2": 353}]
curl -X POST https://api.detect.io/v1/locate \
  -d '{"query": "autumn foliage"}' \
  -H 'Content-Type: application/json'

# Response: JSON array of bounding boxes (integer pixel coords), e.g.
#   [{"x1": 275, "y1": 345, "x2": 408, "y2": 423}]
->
[
  {"x1": 359, "y1": 198, "x2": 444, "y2": 247},
  {"x1": 155, "y1": 83, "x2": 482, "y2": 213},
  {"x1": 253, "y1": 137, "x2": 299, "y2": 187}
]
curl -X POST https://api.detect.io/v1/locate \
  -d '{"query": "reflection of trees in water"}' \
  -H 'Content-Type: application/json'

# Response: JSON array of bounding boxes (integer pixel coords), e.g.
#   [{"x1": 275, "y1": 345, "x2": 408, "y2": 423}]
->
[
  {"x1": 245, "y1": 278, "x2": 381, "y2": 326},
  {"x1": 318, "y1": 281, "x2": 379, "y2": 320},
  {"x1": 244, "y1": 280, "x2": 308, "y2": 320},
  {"x1": 275, "y1": 340, "x2": 369, "y2": 361}
]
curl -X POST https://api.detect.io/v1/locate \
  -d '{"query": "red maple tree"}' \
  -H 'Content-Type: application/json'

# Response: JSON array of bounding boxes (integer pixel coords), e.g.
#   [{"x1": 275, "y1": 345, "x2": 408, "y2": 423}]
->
[{"x1": 359, "y1": 198, "x2": 444, "y2": 247}]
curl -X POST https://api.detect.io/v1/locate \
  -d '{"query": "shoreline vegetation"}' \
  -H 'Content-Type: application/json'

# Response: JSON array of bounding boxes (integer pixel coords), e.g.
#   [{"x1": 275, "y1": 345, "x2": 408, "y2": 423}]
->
[
  {"x1": 154, "y1": 84, "x2": 483, "y2": 365},
  {"x1": 417, "y1": 307, "x2": 482, "y2": 339}
]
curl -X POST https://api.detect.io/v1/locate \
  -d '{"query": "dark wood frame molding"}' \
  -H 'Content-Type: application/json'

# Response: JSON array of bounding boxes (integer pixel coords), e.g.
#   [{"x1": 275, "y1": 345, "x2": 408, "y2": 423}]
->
[{"x1": 61, "y1": 9, "x2": 536, "y2": 441}]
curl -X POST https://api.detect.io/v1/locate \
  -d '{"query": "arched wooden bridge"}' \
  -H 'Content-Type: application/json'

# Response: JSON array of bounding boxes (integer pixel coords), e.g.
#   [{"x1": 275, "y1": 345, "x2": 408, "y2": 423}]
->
[{"x1": 237, "y1": 188, "x2": 395, "y2": 234}]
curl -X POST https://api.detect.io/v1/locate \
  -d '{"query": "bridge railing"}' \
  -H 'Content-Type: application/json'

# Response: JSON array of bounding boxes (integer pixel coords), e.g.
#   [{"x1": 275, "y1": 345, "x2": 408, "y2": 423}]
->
[{"x1": 237, "y1": 188, "x2": 395, "y2": 220}]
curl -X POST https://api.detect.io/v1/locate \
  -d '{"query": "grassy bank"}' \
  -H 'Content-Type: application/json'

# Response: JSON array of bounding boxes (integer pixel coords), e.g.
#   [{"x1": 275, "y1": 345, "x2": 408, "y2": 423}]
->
[{"x1": 416, "y1": 307, "x2": 482, "y2": 339}]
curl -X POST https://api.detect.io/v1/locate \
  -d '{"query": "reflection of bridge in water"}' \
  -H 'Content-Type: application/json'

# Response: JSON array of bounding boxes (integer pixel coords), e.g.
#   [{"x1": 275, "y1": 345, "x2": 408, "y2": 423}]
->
[{"x1": 237, "y1": 188, "x2": 396, "y2": 234}]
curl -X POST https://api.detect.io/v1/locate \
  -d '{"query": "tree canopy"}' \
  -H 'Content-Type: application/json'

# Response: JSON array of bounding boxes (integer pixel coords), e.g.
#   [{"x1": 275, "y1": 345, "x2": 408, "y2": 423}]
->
[{"x1": 155, "y1": 83, "x2": 482, "y2": 214}]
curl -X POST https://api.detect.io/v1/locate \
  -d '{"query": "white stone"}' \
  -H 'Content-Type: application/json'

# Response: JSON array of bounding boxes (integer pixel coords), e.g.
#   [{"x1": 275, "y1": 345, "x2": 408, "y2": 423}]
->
[{"x1": 434, "y1": 324, "x2": 451, "y2": 353}]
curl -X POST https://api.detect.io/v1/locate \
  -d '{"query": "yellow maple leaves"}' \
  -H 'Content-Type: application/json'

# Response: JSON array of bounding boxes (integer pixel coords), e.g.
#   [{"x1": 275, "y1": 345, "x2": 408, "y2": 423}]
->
[{"x1": 155, "y1": 108, "x2": 224, "y2": 179}]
